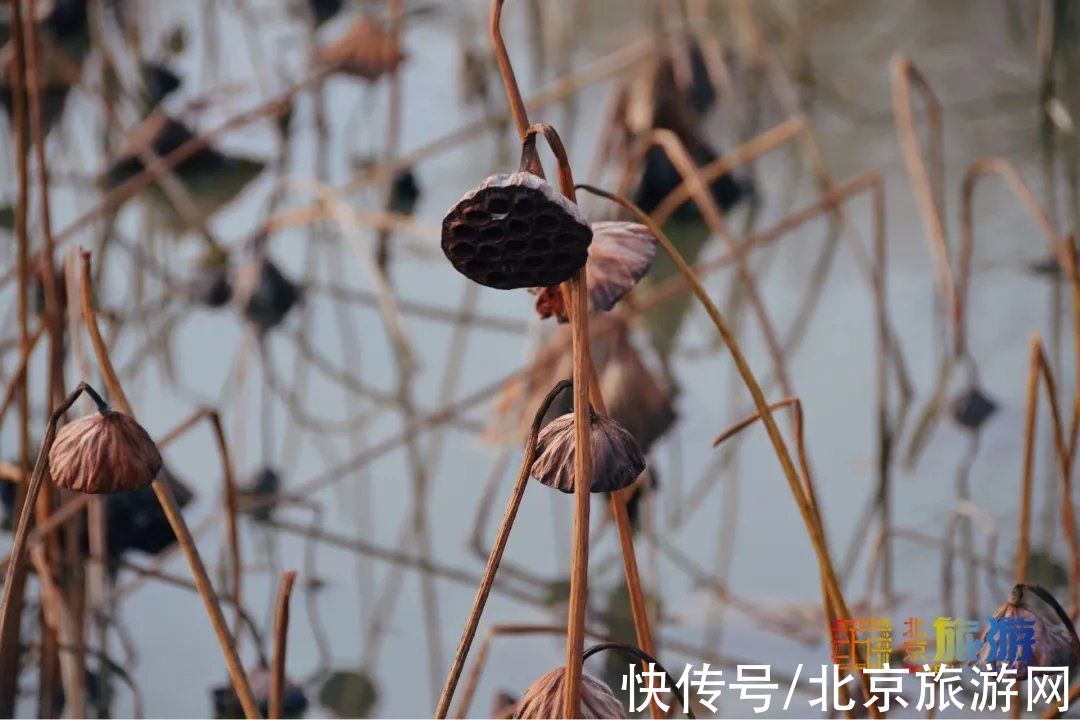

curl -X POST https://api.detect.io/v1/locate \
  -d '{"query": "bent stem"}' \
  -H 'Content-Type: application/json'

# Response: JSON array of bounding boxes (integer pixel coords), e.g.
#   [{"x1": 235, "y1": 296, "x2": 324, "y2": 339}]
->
[
  {"x1": 270, "y1": 571, "x2": 298, "y2": 720},
  {"x1": 0, "y1": 382, "x2": 100, "y2": 653},
  {"x1": 78, "y1": 251, "x2": 262, "y2": 718},
  {"x1": 434, "y1": 380, "x2": 572, "y2": 718}
]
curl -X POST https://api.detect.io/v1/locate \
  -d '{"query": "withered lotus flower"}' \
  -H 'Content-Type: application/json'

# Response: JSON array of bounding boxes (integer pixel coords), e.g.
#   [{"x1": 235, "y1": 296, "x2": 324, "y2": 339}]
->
[
  {"x1": 317, "y1": 15, "x2": 404, "y2": 81},
  {"x1": 531, "y1": 411, "x2": 645, "y2": 494},
  {"x1": 49, "y1": 401, "x2": 162, "y2": 495},
  {"x1": 535, "y1": 221, "x2": 657, "y2": 322},
  {"x1": 441, "y1": 172, "x2": 592, "y2": 290},
  {"x1": 513, "y1": 668, "x2": 626, "y2": 719},
  {"x1": 977, "y1": 584, "x2": 1080, "y2": 678}
]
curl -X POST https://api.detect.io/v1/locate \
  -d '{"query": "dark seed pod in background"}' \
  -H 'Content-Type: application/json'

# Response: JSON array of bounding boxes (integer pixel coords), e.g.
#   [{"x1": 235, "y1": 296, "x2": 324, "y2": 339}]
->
[
  {"x1": 950, "y1": 386, "x2": 998, "y2": 430},
  {"x1": 213, "y1": 667, "x2": 309, "y2": 719},
  {"x1": 49, "y1": 407, "x2": 163, "y2": 494},
  {"x1": 233, "y1": 255, "x2": 302, "y2": 334},
  {"x1": 490, "y1": 692, "x2": 518, "y2": 719},
  {"x1": 141, "y1": 61, "x2": 181, "y2": 106},
  {"x1": 442, "y1": 172, "x2": 592, "y2": 290},
  {"x1": 531, "y1": 412, "x2": 645, "y2": 494},
  {"x1": 513, "y1": 668, "x2": 626, "y2": 719},
  {"x1": 307, "y1": 0, "x2": 344, "y2": 26},
  {"x1": 977, "y1": 584, "x2": 1080, "y2": 678},
  {"x1": 29, "y1": 251, "x2": 66, "y2": 317},
  {"x1": 389, "y1": 168, "x2": 421, "y2": 216},
  {"x1": 104, "y1": 465, "x2": 194, "y2": 560},
  {"x1": 534, "y1": 221, "x2": 656, "y2": 322},
  {"x1": 237, "y1": 466, "x2": 280, "y2": 523}
]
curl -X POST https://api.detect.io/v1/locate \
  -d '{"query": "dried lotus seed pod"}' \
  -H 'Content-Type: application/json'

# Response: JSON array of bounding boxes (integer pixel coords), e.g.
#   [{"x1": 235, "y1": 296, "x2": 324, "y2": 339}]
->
[
  {"x1": 49, "y1": 403, "x2": 163, "y2": 495},
  {"x1": 441, "y1": 171, "x2": 592, "y2": 290},
  {"x1": 513, "y1": 668, "x2": 626, "y2": 719},
  {"x1": 531, "y1": 411, "x2": 645, "y2": 494}
]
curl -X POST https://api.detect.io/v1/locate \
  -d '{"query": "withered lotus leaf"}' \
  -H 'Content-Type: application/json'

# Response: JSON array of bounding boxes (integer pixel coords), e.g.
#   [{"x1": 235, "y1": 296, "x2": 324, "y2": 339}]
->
[
  {"x1": 513, "y1": 668, "x2": 626, "y2": 719},
  {"x1": 535, "y1": 220, "x2": 657, "y2": 322},
  {"x1": 317, "y1": 15, "x2": 404, "y2": 81},
  {"x1": 49, "y1": 410, "x2": 163, "y2": 494},
  {"x1": 442, "y1": 172, "x2": 592, "y2": 290},
  {"x1": 531, "y1": 411, "x2": 645, "y2": 494}
]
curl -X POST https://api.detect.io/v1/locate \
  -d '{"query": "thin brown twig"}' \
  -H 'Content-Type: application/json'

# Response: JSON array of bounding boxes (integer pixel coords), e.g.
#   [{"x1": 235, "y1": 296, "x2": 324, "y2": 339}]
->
[{"x1": 269, "y1": 571, "x2": 298, "y2": 720}]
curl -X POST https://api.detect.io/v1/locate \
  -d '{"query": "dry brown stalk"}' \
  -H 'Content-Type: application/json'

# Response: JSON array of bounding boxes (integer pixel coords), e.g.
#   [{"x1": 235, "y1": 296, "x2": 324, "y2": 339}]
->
[
  {"x1": 487, "y1": 4, "x2": 657, "y2": 714},
  {"x1": 77, "y1": 252, "x2": 262, "y2": 718},
  {"x1": 434, "y1": 380, "x2": 571, "y2": 718},
  {"x1": 269, "y1": 571, "x2": 298, "y2": 720},
  {"x1": 576, "y1": 183, "x2": 874, "y2": 711}
]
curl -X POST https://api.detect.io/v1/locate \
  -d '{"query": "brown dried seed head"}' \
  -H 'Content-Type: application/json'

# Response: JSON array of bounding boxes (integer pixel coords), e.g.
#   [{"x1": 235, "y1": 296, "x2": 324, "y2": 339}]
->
[
  {"x1": 49, "y1": 410, "x2": 163, "y2": 494},
  {"x1": 442, "y1": 172, "x2": 592, "y2": 290},
  {"x1": 513, "y1": 668, "x2": 626, "y2": 719},
  {"x1": 977, "y1": 584, "x2": 1080, "y2": 678},
  {"x1": 535, "y1": 221, "x2": 657, "y2": 321},
  {"x1": 531, "y1": 412, "x2": 645, "y2": 494}
]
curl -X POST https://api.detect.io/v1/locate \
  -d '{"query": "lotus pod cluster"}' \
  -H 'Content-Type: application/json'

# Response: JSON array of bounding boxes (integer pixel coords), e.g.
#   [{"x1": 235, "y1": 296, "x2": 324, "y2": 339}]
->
[
  {"x1": 442, "y1": 172, "x2": 592, "y2": 290},
  {"x1": 531, "y1": 411, "x2": 645, "y2": 494},
  {"x1": 512, "y1": 668, "x2": 626, "y2": 719},
  {"x1": 49, "y1": 409, "x2": 163, "y2": 494}
]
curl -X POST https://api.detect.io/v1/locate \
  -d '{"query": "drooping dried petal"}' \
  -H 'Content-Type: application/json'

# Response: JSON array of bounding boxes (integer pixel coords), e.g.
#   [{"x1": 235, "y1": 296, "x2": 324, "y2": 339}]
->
[
  {"x1": 535, "y1": 221, "x2": 657, "y2": 321},
  {"x1": 531, "y1": 411, "x2": 645, "y2": 494},
  {"x1": 513, "y1": 668, "x2": 626, "y2": 719},
  {"x1": 317, "y1": 15, "x2": 404, "y2": 81},
  {"x1": 233, "y1": 255, "x2": 302, "y2": 333},
  {"x1": 49, "y1": 410, "x2": 163, "y2": 494},
  {"x1": 977, "y1": 584, "x2": 1080, "y2": 678},
  {"x1": 442, "y1": 172, "x2": 592, "y2": 290}
]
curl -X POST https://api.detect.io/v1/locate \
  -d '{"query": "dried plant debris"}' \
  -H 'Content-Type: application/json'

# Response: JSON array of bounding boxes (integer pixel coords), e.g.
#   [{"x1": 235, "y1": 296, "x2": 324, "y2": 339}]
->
[
  {"x1": 49, "y1": 405, "x2": 163, "y2": 494},
  {"x1": 534, "y1": 221, "x2": 657, "y2": 322},
  {"x1": 442, "y1": 171, "x2": 592, "y2": 289},
  {"x1": 949, "y1": 386, "x2": 998, "y2": 430},
  {"x1": 106, "y1": 111, "x2": 266, "y2": 222},
  {"x1": 233, "y1": 255, "x2": 302, "y2": 333},
  {"x1": 513, "y1": 668, "x2": 626, "y2": 719},
  {"x1": 186, "y1": 249, "x2": 233, "y2": 308},
  {"x1": 237, "y1": 466, "x2": 281, "y2": 523},
  {"x1": 318, "y1": 15, "x2": 404, "y2": 81},
  {"x1": 213, "y1": 666, "x2": 309, "y2": 719},
  {"x1": 105, "y1": 465, "x2": 194, "y2": 560},
  {"x1": 531, "y1": 411, "x2": 646, "y2": 494},
  {"x1": 977, "y1": 584, "x2": 1080, "y2": 678}
]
